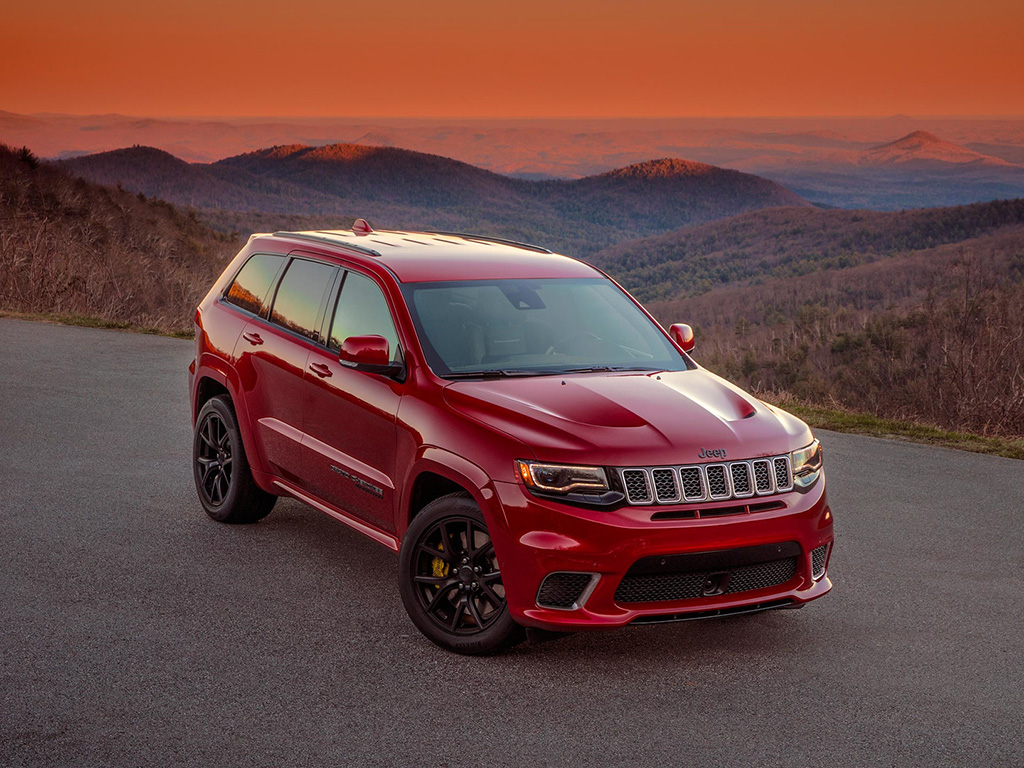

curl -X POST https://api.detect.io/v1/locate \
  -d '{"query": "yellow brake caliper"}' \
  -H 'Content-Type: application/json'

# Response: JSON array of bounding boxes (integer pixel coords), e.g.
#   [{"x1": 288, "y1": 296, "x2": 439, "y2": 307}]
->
[{"x1": 431, "y1": 542, "x2": 449, "y2": 581}]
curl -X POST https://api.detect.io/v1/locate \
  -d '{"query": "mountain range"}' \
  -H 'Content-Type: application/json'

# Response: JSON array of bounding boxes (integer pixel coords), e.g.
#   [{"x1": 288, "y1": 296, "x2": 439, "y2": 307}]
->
[
  {"x1": 7, "y1": 111, "x2": 1024, "y2": 209},
  {"x1": 58, "y1": 144, "x2": 809, "y2": 255},
  {"x1": 732, "y1": 131, "x2": 1024, "y2": 209}
]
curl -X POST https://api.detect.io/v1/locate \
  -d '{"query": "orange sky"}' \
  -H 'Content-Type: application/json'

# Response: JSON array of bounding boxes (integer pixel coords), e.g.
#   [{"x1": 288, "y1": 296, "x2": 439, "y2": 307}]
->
[{"x1": 2, "y1": 0, "x2": 1022, "y2": 117}]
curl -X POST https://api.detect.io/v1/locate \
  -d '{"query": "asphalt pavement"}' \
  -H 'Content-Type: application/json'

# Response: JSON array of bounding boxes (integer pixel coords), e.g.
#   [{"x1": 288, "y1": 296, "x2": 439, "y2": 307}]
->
[{"x1": 1, "y1": 317, "x2": 1021, "y2": 767}]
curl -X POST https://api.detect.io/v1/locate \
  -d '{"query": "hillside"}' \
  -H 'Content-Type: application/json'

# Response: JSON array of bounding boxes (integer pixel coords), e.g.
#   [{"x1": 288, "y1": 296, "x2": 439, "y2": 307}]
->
[
  {"x1": 55, "y1": 146, "x2": 348, "y2": 214},
  {"x1": 59, "y1": 143, "x2": 810, "y2": 255},
  {"x1": 602, "y1": 201, "x2": 1024, "y2": 437},
  {"x1": 592, "y1": 198, "x2": 1024, "y2": 301},
  {"x1": 0, "y1": 145, "x2": 235, "y2": 333}
]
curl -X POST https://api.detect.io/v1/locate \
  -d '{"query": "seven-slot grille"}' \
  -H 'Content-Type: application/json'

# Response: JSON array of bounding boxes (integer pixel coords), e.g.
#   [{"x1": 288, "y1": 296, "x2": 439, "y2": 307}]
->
[{"x1": 617, "y1": 455, "x2": 793, "y2": 505}]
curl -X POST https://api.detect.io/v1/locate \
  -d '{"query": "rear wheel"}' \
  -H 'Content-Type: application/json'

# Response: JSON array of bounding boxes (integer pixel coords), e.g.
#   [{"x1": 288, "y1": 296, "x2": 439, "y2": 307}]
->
[
  {"x1": 193, "y1": 395, "x2": 276, "y2": 524},
  {"x1": 399, "y1": 494, "x2": 523, "y2": 655}
]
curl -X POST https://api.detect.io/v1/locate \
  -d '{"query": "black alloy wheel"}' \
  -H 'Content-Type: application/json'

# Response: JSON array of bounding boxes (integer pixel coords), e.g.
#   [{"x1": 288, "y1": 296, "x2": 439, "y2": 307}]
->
[
  {"x1": 196, "y1": 410, "x2": 232, "y2": 506},
  {"x1": 414, "y1": 514, "x2": 505, "y2": 634},
  {"x1": 192, "y1": 395, "x2": 276, "y2": 524},
  {"x1": 399, "y1": 494, "x2": 523, "y2": 654}
]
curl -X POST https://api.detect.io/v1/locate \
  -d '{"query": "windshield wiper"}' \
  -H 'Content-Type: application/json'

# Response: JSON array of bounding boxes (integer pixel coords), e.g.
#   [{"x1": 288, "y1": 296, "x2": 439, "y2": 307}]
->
[
  {"x1": 443, "y1": 369, "x2": 558, "y2": 379},
  {"x1": 560, "y1": 365, "x2": 659, "y2": 374}
]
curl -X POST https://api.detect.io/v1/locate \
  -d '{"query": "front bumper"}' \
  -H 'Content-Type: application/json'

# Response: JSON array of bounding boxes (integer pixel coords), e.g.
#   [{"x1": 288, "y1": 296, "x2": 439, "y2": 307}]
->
[{"x1": 486, "y1": 476, "x2": 834, "y2": 631}]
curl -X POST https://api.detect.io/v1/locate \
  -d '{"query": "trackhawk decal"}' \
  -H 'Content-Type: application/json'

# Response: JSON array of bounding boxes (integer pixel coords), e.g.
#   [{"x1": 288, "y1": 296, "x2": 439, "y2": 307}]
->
[{"x1": 330, "y1": 464, "x2": 385, "y2": 498}]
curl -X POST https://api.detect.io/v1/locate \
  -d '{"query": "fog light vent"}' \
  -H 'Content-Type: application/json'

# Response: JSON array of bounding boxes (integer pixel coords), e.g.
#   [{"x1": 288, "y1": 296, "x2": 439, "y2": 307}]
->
[
  {"x1": 536, "y1": 572, "x2": 597, "y2": 610},
  {"x1": 811, "y1": 544, "x2": 830, "y2": 580}
]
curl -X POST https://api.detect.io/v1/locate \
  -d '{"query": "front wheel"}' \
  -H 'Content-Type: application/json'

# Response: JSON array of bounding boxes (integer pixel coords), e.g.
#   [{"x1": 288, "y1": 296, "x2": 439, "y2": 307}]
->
[{"x1": 399, "y1": 494, "x2": 523, "y2": 655}]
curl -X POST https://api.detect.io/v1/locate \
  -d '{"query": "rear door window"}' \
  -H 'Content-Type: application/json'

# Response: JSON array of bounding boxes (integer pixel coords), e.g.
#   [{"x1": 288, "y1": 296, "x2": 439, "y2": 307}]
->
[
  {"x1": 269, "y1": 258, "x2": 339, "y2": 342},
  {"x1": 224, "y1": 253, "x2": 286, "y2": 315}
]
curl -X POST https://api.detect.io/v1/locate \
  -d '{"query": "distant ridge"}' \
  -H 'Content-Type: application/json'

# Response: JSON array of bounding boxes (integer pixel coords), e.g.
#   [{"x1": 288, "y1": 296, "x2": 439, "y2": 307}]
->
[
  {"x1": 352, "y1": 132, "x2": 395, "y2": 148},
  {"x1": 859, "y1": 130, "x2": 1017, "y2": 168},
  {"x1": 59, "y1": 142, "x2": 809, "y2": 255}
]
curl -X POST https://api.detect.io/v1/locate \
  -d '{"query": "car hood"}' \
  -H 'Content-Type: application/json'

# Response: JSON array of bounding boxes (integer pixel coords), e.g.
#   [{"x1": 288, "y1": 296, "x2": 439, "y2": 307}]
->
[{"x1": 443, "y1": 368, "x2": 813, "y2": 466}]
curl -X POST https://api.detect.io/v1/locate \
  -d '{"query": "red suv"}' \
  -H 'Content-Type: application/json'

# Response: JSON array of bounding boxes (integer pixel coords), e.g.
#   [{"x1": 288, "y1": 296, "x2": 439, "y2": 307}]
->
[{"x1": 189, "y1": 221, "x2": 833, "y2": 654}]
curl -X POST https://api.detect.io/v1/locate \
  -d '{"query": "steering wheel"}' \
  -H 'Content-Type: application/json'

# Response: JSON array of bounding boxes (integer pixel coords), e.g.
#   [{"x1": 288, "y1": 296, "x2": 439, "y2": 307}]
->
[{"x1": 546, "y1": 330, "x2": 602, "y2": 356}]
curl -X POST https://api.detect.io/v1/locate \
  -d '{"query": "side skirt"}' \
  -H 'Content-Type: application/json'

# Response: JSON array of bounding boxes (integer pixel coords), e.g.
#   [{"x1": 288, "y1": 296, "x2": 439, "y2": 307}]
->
[{"x1": 273, "y1": 479, "x2": 400, "y2": 552}]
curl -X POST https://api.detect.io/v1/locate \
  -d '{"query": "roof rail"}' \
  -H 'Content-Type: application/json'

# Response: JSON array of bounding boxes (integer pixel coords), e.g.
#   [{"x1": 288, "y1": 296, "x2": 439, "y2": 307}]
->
[
  {"x1": 271, "y1": 231, "x2": 382, "y2": 258},
  {"x1": 423, "y1": 230, "x2": 553, "y2": 254}
]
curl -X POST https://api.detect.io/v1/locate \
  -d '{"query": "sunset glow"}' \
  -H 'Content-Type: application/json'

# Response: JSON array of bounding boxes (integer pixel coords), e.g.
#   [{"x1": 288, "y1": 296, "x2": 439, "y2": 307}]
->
[{"x1": 2, "y1": 0, "x2": 1022, "y2": 117}]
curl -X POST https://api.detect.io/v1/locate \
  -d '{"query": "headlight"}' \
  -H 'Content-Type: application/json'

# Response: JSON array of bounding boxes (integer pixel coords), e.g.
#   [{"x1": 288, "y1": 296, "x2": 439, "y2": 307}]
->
[
  {"x1": 790, "y1": 439, "x2": 823, "y2": 488},
  {"x1": 516, "y1": 460, "x2": 609, "y2": 494}
]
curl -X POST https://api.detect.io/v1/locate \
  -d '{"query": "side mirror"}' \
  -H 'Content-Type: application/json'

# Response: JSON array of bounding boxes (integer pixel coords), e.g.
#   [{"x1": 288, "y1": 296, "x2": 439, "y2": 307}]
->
[
  {"x1": 669, "y1": 323, "x2": 695, "y2": 353},
  {"x1": 339, "y1": 335, "x2": 403, "y2": 377}
]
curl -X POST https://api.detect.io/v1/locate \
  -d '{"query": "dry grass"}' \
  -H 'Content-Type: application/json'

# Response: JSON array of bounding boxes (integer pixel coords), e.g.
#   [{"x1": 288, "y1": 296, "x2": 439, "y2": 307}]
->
[
  {"x1": 0, "y1": 144, "x2": 236, "y2": 334},
  {"x1": 761, "y1": 390, "x2": 1024, "y2": 461}
]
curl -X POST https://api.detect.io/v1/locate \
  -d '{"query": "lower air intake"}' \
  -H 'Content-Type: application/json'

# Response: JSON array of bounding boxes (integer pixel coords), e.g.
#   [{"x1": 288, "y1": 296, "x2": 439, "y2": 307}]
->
[
  {"x1": 537, "y1": 572, "x2": 595, "y2": 610},
  {"x1": 614, "y1": 542, "x2": 802, "y2": 604},
  {"x1": 811, "y1": 543, "x2": 830, "y2": 580}
]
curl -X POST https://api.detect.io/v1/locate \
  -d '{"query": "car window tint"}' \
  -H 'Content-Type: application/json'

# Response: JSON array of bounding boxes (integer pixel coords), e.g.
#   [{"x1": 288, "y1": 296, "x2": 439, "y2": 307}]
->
[
  {"x1": 269, "y1": 259, "x2": 337, "y2": 341},
  {"x1": 329, "y1": 271, "x2": 401, "y2": 361},
  {"x1": 224, "y1": 253, "x2": 285, "y2": 315}
]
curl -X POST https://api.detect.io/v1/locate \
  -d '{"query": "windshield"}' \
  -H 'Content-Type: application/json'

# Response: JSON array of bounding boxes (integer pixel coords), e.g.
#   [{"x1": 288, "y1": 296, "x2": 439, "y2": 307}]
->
[{"x1": 401, "y1": 278, "x2": 691, "y2": 377}]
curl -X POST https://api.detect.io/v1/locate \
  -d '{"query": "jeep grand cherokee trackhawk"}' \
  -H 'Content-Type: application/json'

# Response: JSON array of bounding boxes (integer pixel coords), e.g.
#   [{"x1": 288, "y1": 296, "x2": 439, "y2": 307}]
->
[{"x1": 189, "y1": 220, "x2": 833, "y2": 654}]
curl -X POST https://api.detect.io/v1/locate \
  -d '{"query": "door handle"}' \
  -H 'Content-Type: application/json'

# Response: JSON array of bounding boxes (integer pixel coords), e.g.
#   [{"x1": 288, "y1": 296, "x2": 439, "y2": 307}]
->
[
  {"x1": 309, "y1": 362, "x2": 333, "y2": 378},
  {"x1": 242, "y1": 331, "x2": 263, "y2": 346}
]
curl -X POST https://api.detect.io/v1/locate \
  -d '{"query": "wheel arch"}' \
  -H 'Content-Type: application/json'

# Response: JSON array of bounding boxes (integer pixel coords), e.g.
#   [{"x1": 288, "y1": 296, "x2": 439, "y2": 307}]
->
[
  {"x1": 191, "y1": 363, "x2": 268, "y2": 481},
  {"x1": 194, "y1": 376, "x2": 230, "y2": 418},
  {"x1": 401, "y1": 448, "x2": 497, "y2": 538}
]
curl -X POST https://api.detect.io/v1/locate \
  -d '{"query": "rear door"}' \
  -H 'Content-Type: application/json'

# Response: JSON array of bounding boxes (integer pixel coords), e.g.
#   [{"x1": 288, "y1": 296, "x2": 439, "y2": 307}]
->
[
  {"x1": 302, "y1": 269, "x2": 404, "y2": 531},
  {"x1": 234, "y1": 255, "x2": 339, "y2": 481}
]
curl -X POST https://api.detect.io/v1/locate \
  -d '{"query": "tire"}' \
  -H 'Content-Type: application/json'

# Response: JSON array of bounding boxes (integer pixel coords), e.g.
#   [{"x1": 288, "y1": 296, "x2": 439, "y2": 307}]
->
[
  {"x1": 193, "y1": 395, "x2": 276, "y2": 524},
  {"x1": 399, "y1": 493, "x2": 524, "y2": 655}
]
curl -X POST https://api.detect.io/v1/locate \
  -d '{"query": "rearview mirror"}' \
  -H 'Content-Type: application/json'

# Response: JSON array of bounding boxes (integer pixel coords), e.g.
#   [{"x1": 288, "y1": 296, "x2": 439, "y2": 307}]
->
[
  {"x1": 669, "y1": 323, "x2": 695, "y2": 353},
  {"x1": 339, "y1": 335, "x2": 403, "y2": 377}
]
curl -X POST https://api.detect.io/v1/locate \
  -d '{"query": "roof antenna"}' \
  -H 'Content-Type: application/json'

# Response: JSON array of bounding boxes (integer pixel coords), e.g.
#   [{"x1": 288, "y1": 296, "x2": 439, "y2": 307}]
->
[{"x1": 352, "y1": 218, "x2": 373, "y2": 235}]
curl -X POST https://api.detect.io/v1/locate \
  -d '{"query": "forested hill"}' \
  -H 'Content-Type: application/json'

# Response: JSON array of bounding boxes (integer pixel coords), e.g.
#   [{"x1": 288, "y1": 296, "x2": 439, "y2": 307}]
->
[
  {"x1": 58, "y1": 143, "x2": 809, "y2": 256},
  {"x1": 591, "y1": 198, "x2": 1024, "y2": 301}
]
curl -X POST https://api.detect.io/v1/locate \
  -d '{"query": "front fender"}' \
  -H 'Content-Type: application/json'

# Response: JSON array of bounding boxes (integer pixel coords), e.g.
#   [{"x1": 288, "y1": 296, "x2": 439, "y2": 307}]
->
[{"x1": 399, "y1": 447, "x2": 505, "y2": 539}]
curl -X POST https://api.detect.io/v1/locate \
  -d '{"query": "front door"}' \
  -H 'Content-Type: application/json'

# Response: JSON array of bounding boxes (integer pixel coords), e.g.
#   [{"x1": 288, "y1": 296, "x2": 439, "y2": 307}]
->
[{"x1": 302, "y1": 270, "x2": 404, "y2": 531}]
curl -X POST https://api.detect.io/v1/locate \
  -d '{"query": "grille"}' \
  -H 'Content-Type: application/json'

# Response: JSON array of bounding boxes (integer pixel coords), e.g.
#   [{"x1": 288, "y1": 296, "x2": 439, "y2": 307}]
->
[
  {"x1": 730, "y1": 463, "x2": 753, "y2": 497},
  {"x1": 622, "y1": 469, "x2": 651, "y2": 503},
  {"x1": 616, "y1": 455, "x2": 793, "y2": 506},
  {"x1": 537, "y1": 572, "x2": 594, "y2": 609},
  {"x1": 705, "y1": 465, "x2": 730, "y2": 498},
  {"x1": 651, "y1": 469, "x2": 679, "y2": 502},
  {"x1": 614, "y1": 572, "x2": 707, "y2": 603},
  {"x1": 726, "y1": 558, "x2": 798, "y2": 594},
  {"x1": 752, "y1": 460, "x2": 773, "y2": 493},
  {"x1": 811, "y1": 544, "x2": 830, "y2": 579},
  {"x1": 678, "y1": 467, "x2": 704, "y2": 500},
  {"x1": 773, "y1": 457, "x2": 792, "y2": 491},
  {"x1": 615, "y1": 555, "x2": 799, "y2": 604}
]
